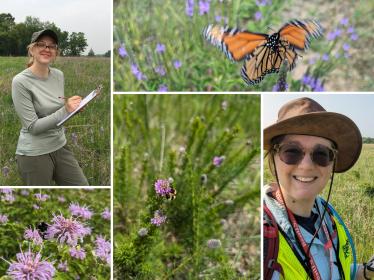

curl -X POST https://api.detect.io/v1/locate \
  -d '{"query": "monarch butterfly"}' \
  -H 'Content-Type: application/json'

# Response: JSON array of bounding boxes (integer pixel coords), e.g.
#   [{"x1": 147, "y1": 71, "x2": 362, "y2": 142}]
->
[{"x1": 203, "y1": 20, "x2": 323, "y2": 86}]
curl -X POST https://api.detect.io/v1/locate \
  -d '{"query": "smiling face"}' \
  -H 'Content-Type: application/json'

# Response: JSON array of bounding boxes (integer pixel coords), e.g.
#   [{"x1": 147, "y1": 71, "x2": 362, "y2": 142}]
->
[
  {"x1": 273, "y1": 134, "x2": 334, "y2": 205},
  {"x1": 29, "y1": 36, "x2": 58, "y2": 66}
]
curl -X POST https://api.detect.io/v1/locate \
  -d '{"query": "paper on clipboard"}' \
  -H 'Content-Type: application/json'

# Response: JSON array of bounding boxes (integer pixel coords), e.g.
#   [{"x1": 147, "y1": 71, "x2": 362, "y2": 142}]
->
[{"x1": 57, "y1": 85, "x2": 103, "y2": 126}]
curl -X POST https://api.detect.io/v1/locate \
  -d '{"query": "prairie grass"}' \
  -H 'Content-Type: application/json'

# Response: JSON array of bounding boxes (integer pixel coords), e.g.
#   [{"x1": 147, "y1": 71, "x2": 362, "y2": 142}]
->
[{"x1": 0, "y1": 56, "x2": 110, "y2": 186}]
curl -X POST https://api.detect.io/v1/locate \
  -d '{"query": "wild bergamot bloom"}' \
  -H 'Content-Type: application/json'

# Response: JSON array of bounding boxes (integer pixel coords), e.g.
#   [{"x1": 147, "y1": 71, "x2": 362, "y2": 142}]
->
[
  {"x1": 24, "y1": 227, "x2": 43, "y2": 245},
  {"x1": 69, "y1": 202, "x2": 93, "y2": 220},
  {"x1": 154, "y1": 179, "x2": 173, "y2": 196},
  {"x1": 6, "y1": 247, "x2": 55, "y2": 279},
  {"x1": 94, "y1": 235, "x2": 111, "y2": 265},
  {"x1": 151, "y1": 210, "x2": 167, "y2": 226},
  {"x1": 45, "y1": 213, "x2": 91, "y2": 246}
]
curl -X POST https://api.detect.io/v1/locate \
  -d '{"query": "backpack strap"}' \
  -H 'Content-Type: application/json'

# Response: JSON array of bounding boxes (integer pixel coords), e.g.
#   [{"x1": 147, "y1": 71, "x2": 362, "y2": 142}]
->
[{"x1": 264, "y1": 203, "x2": 284, "y2": 279}]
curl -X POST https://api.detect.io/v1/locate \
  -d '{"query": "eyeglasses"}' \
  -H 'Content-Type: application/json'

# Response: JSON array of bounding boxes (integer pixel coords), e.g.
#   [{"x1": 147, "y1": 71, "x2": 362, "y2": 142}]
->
[
  {"x1": 273, "y1": 143, "x2": 337, "y2": 167},
  {"x1": 35, "y1": 42, "x2": 58, "y2": 51}
]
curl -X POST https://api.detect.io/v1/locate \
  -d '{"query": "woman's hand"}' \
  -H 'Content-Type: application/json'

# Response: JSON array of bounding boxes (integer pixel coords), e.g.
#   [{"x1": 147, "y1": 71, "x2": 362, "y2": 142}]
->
[{"x1": 65, "y1": 96, "x2": 82, "y2": 113}]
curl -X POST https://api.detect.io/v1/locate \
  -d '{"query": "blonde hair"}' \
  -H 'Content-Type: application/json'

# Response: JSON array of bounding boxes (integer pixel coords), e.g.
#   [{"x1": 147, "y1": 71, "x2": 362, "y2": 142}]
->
[{"x1": 26, "y1": 41, "x2": 60, "y2": 68}]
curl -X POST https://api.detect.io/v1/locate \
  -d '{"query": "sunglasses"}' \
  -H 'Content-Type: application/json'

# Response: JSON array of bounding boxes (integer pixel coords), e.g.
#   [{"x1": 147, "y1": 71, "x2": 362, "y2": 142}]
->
[
  {"x1": 35, "y1": 41, "x2": 58, "y2": 51},
  {"x1": 273, "y1": 143, "x2": 337, "y2": 167}
]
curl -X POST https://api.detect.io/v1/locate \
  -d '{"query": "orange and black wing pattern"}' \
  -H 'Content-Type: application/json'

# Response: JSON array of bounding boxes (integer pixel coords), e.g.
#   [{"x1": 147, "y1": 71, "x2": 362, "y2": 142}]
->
[
  {"x1": 279, "y1": 19, "x2": 323, "y2": 50},
  {"x1": 203, "y1": 24, "x2": 268, "y2": 62},
  {"x1": 241, "y1": 43, "x2": 298, "y2": 85}
]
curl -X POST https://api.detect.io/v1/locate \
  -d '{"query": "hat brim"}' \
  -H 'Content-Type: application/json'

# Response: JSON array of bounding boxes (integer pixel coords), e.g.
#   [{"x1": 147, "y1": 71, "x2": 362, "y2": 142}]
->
[
  {"x1": 33, "y1": 29, "x2": 58, "y2": 44},
  {"x1": 264, "y1": 112, "x2": 362, "y2": 173}
]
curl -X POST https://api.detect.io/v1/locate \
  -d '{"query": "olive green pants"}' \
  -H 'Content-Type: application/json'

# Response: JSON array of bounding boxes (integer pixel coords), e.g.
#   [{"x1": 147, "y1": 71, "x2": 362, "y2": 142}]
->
[{"x1": 16, "y1": 146, "x2": 88, "y2": 186}]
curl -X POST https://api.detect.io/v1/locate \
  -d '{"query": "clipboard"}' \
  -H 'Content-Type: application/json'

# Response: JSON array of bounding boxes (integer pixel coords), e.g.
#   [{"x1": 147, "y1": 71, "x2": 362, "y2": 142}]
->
[{"x1": 57, "y1": 85, "x2": 103, "y2": 126}]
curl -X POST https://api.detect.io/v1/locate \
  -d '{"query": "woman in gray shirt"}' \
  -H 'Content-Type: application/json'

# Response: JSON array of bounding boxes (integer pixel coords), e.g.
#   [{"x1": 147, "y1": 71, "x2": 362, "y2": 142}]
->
[{"x1": 12, "y1": 29, "x2": 88, "y2": 186}]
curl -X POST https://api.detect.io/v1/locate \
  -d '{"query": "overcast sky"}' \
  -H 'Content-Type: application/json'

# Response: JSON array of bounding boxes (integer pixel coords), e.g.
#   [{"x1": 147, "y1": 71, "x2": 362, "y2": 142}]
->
[
  {"x1": 0, "y1": 0, "x2": 111, "y2": 54},
  {"x1": 263, "y1": 94, "x2": 374, "y2": 138}
]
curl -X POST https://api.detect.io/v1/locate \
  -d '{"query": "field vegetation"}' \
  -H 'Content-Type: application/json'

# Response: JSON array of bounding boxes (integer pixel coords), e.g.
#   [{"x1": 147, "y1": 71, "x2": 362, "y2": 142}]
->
[{"x1": 114, "y1": 94, "x2": 261, "y2": 279}]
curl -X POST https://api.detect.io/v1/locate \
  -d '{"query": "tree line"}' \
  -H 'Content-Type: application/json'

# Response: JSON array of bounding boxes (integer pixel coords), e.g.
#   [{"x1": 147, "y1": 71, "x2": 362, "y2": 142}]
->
[
  {"x1": 0, "y1": 13, "x2": 107, "y2": 57},
  {"x1": 363, "y1": 137, "x2": 374, "y2": 144}
]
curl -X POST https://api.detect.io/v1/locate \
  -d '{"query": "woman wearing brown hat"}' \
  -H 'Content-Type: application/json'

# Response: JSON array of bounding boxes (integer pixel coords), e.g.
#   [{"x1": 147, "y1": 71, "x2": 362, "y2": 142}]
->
[
  {"x1": 263, "y1": 97, "x2": 374, "y2": 279},
  {"x1": 11, "y1": 29, "x2": 88, "y2": 186}
]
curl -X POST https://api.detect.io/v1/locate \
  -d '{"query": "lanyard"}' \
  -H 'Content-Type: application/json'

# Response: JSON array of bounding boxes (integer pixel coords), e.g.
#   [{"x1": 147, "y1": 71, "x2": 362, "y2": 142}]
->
[{"x1": 274, "y1": 189, "x2": 337, "y2": 280}]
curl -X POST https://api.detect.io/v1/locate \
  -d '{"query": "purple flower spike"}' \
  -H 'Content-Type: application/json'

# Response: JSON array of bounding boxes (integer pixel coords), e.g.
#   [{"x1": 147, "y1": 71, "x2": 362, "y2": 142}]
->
[
  {"x1": 35, "y1": 193, "x2": 49, "y2": 202},
  {"x1": 156, "y1": 43, "x2": 166, "y2": 53},
  {"x1": 185, "y1": 0, "x2": 194, "y2": 17},
  {"x1": 322, "y1": 53, "x2": 329, "y2": 61},
  {"x1": 131, "y1": 64, "x2": 146, "y2": 81},
  {"x1": 151, "y1": 210, "x2": 167, "y2": 226},
  {"x1": 254, "y1": 11, "x2": 262, "y2": 21},
  {"x1": 173, "y1": 60, "x2": 182, "y2": 69},
  {"x1": 94, "y1": 236, "x2": 111, "y2": 265},
  {"x1": 118, "y1": 44, "x2": 128, "y2": 58},
  {"x1": 347, "y1": 26, "x2": 355, "y2": 34},
  {"x1": 340, "y1": 17, "x2": 349, "y2": 26},
  {"x1": 199, "y1": 0, "x2": 210, "y2": 15},
  {"x1": 213, "y1": 156, "x2": 225, "y2": 167},
  {"x1": 350, "y1": 33, "x2": 358, "y2": 41},
  {"x1": 342, "y1": 43, "x2": 350, "y2": 51},
  {"x1": 155, "y1": 65, "x2": 166, "y2": 76},
  {"x1": 7, "y1": 247, "x2": 55, "y2": 279},
  {"x1": 158, "y1": 84, "x2": 168, "y2": 92}
]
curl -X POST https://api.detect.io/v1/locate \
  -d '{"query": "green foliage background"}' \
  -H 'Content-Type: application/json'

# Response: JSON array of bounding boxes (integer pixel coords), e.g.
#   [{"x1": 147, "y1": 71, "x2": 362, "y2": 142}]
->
[
  {"x1": 0, "y1": 57, "x2": 110, "y2": 186},
  {"x1": 114, "y1": 94, "x2": 261, "y2": 279}
]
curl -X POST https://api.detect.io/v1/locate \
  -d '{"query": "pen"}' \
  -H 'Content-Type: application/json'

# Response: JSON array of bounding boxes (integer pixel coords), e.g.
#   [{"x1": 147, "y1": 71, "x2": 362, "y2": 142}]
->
[{"x1": 58, "y1": 97, "x2": 66, "y2": 99}]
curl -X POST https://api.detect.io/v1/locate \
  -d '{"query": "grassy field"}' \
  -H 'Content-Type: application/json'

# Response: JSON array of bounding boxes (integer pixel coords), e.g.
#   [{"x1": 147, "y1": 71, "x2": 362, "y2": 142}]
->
[
  {"x1": 113, "y1": 0, "x2": 373, "y2": 91},
  {"x1": 114, "y1": 95, "x2": 261, "y2": 279},
  {"x1": 0, "y1": 56, "x2": 110, "y2": 186},
  {"x1": 264, "y1": 144, "x2": 374, "y2": 263}
]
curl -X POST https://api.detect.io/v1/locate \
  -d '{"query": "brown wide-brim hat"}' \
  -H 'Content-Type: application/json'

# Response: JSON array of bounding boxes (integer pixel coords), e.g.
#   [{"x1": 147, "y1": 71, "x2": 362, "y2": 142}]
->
[
  {"x1": 264, "y1": 97, "x2": 362, "y2": 173},
  {"x1": 31, "y1": 29, "x2": 58, "y2": 44}
]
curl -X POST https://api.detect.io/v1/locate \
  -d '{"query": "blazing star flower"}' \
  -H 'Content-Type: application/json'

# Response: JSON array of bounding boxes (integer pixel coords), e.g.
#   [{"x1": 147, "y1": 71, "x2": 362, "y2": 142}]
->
[
  {"x1": 340, "y1": 17, "x2": 349, "y2": 26},
  {"x1": 94, "y1": 236, "x2": 111, "y2": 265},
  {"x1": 101, "y1": 208, "x2": 111, "y2": 220},
  {"x1": 254, "y1": 11, "x2": 262, "y2": 21},
  {"x1": 213, "y1": 156, "x2": 225, "y2": 167},
  {"x1": 154, "y1": 179, "x2": 172, "y2": 196},
  {"x1": 69, "y1": 247, "x2": 86, "y2": 260},
  {"x1": 199, "y1": 0, "x2": 210, "y2": 15},
  {"x1": 69, "y1": 203, "x2": 93, "y2": 220},
  {"x1": 173, "y1": 59, "x2": 182, "y2": 69},
  {"x1": 155, "y1": 43, "x2": 166, "y2": 53},
  {"x1": 158, "y1": 84, "x2": 168, "y2": 92},
  {"x1": 185, "y1": 0, "x2": 194, "y2": 17},
  {"x1": 57, "y1": 261, "x2": 68, "y2": 272},
  {"x1": 24, "y1": 228, "x2": 43, "y2": 245},
  {"x1": 7, "y1": 247, "x2": 55, "y2": 279},
  {"x1": 350, "y1": 33, "x2": 358, "y2": 41},
  {"x1": 272, "y1": 81, "x2": 289, "y2": 92},
  {"x1": 207, "y1": 239, "x2": 221, "y2": 249},
  {"x1": 118, "y1": 44, "x2": 128, "y2": 58},
  {"x1": 155, "y1": 65, "x2": 166, "y2": 76},
  {"x1": 45, "y1": 214, "x2": 91, "y2": 246},
  {"x1": 35, "y1": 193, "x2": 49, "y2": 202},
  {"x1": 0, "y1": 214, "x2": 8, "y2": 224},
  {"x1": 342, "y1": 43, "x2": 350, "y2": 51},
  {"x1": 347, "y1": 26, "x2": 355, "y2": 34},
  {"x1": 151, "y1": 210, "x2": 167, "y2": 226},
  {"x1": 322, "y1": 53, "x2": 329, "y2": 61},
  {"x1": 2, "y1": 166, "x2": 10, "y2": 177},
  {"x1": 131, "y1": 64, "x2": 146, "y2": 81}
]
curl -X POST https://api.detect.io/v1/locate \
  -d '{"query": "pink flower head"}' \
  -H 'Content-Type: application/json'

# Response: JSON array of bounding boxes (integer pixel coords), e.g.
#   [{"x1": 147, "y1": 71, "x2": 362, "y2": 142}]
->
[
  {"x1": 213, "y1": 156, "x2": 225, "y2": 167},
  {"x1": 151, "y1": 210, "x2": 167, "y2": 226},
  {"x1": 101, "y1": 208, "x2": 111, "y2": 220},
  {"x1": 45, "y1": 214, "x2": 91, "y2": 246},
  {"x1": 94, "y1": 235, "x2": 111, "y2": 265},
  {"x1": 7, "y1": 247, "x2": 55, "y2": 279},
  {"x1": 154, "y1": 179, "x2": 172, "y2": 196},
  {"x1": 24, "y1": 227, "x2": 43, "y2": 245},
  {"x1": 69, "y1": 203, "x2": 93, "y2": 220},
  {"x1": 34, "y1": 193, "x2": 49, "y2": 202},
  {"x1": 69, "y1": 247, "x2": 86, "y2": 260}
]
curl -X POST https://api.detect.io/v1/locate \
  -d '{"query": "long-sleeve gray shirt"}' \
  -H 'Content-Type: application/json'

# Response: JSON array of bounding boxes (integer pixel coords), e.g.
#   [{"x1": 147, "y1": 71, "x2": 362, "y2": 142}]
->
[{"x1": 12, "y1": 67, "x2": 68, "y2": 156}]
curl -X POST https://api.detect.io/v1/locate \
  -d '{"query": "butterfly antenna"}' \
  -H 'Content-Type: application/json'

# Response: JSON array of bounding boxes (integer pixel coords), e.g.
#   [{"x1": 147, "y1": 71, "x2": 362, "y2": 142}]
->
[{"x1": 267, "y1": 25, "x2": 276, "y2": 32}]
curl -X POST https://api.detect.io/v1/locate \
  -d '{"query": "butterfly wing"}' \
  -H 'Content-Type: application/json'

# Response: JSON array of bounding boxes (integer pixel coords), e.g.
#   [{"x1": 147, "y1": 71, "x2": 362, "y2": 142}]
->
[
  {"x1": 203, "y1": 24, "x2": 268, "y2": 62},
  {"x1": 241, "y1": 43, "x2": 298, "y2": 85},
  {"x1": 278, "y1": 19, "x2": 323, "y2": 50}
]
